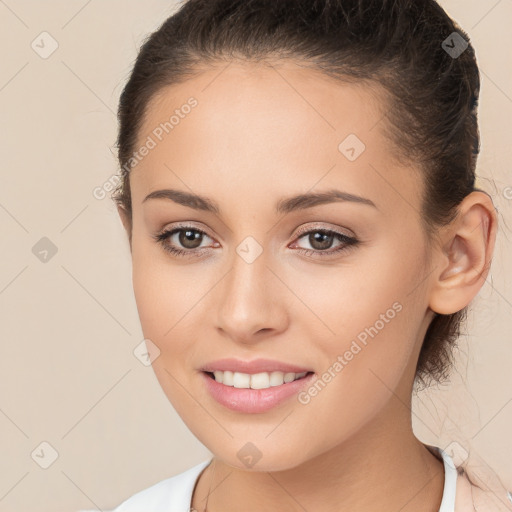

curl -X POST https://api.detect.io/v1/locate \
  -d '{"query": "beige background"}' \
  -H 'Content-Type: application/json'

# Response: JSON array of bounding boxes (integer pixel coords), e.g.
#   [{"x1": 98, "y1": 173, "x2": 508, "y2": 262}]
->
[{"x1": 0, "y1": 1, "x2": 510, "y2": 511}]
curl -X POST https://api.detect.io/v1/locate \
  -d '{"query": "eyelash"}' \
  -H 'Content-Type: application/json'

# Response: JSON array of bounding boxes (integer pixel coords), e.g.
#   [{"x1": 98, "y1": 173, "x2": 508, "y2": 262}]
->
[{"x1": 152, "y1": 224, "x2": 359, "y2": 259}]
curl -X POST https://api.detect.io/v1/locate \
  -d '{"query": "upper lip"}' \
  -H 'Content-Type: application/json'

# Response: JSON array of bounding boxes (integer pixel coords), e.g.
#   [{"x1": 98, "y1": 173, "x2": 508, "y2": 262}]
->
[{"x1": 201, "y1": 358, "x2": 313, "y2": 374}]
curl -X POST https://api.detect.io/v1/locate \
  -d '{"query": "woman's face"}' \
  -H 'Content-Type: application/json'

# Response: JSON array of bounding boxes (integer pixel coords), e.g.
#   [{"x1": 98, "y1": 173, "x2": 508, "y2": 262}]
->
[{"x1": 124, "y1": 60, "x2": 437, "y2": 471}]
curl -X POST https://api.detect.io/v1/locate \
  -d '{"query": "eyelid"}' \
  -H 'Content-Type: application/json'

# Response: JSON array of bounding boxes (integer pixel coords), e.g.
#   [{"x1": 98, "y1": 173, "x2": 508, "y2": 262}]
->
[
  {"x1": 293, "y1": 222, "x2": 355, "y2": 239},
  {"x1": 155, "y1": 221, "x2": 359, "y2": 259},
  {"x1": 157, "y1": 221, "x2": 357, "y2": 243},
  {"x1": 162, "y1": 221, "x2": 215, "y2": 240}
]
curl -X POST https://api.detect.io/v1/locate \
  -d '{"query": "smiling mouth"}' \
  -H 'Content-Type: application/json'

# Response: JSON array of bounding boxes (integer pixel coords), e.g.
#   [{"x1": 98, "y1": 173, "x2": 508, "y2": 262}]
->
[{"x1": 204, "y1": 370, "x2": 314, "y2": 389}]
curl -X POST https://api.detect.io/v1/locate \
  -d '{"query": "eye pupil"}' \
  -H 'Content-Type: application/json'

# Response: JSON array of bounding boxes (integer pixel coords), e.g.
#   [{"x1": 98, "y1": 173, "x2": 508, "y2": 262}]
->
[
  {"x1": 310, "y1": 231, "x2": 333, "y2": 250},
  {"x1": 179, "y1": 229, "x2": 202, "y2": 249}
]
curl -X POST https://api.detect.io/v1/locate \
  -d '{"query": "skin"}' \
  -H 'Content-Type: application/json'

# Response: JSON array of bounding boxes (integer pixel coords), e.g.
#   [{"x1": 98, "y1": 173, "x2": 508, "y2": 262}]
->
[{"x1": 117, "y1": 60, "x2": 497, "y2": 512}]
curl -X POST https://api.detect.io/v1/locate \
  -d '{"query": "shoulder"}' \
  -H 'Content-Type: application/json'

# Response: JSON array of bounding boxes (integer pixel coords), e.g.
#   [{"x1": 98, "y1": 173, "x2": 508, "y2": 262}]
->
[{"x1": 107, "y1": 459, "x2": 212, "y2": 512}]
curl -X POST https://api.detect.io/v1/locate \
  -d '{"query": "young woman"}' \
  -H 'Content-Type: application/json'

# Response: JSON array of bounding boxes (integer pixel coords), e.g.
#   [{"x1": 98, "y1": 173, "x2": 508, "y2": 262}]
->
[{"x1": 94, "y1": 0, "x2": 512, "y2": 510}]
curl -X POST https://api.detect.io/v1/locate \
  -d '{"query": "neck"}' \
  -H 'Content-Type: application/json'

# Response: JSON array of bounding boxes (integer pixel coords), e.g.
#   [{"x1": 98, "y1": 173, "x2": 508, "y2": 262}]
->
[{"x1": 192, "y1": 396, "x2": 445, "y2": 512}]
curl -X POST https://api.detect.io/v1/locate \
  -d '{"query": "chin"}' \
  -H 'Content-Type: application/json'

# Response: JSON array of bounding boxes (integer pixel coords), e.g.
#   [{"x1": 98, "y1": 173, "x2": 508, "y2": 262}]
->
[{"x1": 206, "y1": 437, "x2": 317, "y2": 473}]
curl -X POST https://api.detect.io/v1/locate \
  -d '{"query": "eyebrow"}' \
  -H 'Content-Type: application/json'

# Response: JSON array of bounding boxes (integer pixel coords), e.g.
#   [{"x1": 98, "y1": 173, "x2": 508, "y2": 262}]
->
[{"x1": 142, "y1": 188, "x2": 377, "y2": 214}]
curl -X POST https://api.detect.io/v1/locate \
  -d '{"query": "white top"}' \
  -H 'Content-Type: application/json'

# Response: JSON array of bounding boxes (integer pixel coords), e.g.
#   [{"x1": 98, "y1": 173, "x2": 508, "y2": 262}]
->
[{"x1": 80, "y1": 444, "x2": 512, "y2": 512}]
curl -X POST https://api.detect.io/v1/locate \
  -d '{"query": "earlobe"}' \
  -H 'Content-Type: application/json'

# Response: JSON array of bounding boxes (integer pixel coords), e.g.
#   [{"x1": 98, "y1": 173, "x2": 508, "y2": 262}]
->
[{"x1": 428, "y1": 191, "x2": 497, "y2": 315}]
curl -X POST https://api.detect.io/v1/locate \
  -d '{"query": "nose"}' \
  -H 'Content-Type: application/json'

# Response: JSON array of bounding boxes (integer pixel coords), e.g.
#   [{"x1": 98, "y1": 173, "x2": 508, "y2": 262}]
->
[{"x1": 214, "y1": 247, "x2": 289, "y2": 345}]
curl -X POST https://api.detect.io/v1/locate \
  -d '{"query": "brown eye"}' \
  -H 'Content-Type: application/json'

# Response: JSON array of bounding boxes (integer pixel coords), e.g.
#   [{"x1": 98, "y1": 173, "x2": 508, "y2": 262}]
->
[
  {"x1": 291, "y1": 228, "x2": 359, "y2": 259},
  {"x1": 178, "y1": 229, "x2": 204, "y2": 249},
  {"x1": 307, "y1": 231, "x2": 336, "y2": 251},
  {"x1": 153, "y1": 226, "x2": 215, "y2": 258}
]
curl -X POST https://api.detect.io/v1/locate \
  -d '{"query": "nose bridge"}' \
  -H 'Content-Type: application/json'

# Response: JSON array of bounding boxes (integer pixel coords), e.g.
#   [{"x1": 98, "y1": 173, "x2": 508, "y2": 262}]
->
[{"x1": 214, "y1": 237, "x2": 284, "y2": 340}]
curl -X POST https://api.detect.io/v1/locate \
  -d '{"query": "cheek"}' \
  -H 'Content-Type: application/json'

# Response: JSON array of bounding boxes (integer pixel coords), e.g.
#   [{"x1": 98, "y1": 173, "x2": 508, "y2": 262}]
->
[
  {"x1": 293, "y1": 236, "x2": 427, "y2": 396},
  {"x1": 130, "y1": 241, "x2": 217, "y2": 375},
  {"x1": 130, "y1": 251, "x2": 205, "y2": 413},
  {"x1": 290, "y1": 289, "x2": 423, "y2": 449},
  {"x1": 131, "y1": 257, "x2": 171, "y2": 339},
  {"x1": 131, "y1": 237, "x2": 195, "y2": 336},
  {"x1": 288, "y1": 241, "x2": 424, "y2": 346},
  {"x1": 131, "y1": 251, "x2": 186, "y2": 381}
]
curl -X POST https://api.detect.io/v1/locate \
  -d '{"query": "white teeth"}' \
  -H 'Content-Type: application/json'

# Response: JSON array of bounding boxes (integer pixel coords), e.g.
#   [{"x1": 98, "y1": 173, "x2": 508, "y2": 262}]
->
[
  {"x1": 269, "y1": 371, "x2": 284, "y2": 386},
  {"x1": 233, "y1": 372, "x2": 251, "y2": 388},
  {"x1": 250, "y1": 372, "x2": 270, "y2": 389},
  {"x1": 222, "y1": 370, "x2": 234, "y2": 386},
  {"x1": 209, "y1": 370, "x2": 309, "y2": 389},
  {"x1": 284, "y1": 372, "x2": 295, "y2": 383}
]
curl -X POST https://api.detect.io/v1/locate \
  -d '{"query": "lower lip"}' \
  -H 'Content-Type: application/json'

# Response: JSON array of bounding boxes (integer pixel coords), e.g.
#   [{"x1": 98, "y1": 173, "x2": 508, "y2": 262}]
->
[{"x1": 201, "y1": 371, "x2": 315, "y2": 413}]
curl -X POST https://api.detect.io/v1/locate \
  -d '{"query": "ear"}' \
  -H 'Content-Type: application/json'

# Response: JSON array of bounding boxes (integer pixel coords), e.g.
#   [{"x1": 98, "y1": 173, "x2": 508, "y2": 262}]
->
[
  {"x1": 428, "y1": 191, "x2": 497, "y2": 315},
  {"x1": 117, "y1": 204, "x2": 133, "y2": 250}
]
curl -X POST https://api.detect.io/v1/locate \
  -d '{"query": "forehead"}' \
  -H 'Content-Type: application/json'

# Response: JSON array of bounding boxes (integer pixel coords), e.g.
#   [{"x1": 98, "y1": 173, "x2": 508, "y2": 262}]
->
[
  {"x1": 129, "y1": 60, "x2": 421, "y2": 217},
  {"x1": 140, "y1": 59, "x2": 389, "y2": 147}
]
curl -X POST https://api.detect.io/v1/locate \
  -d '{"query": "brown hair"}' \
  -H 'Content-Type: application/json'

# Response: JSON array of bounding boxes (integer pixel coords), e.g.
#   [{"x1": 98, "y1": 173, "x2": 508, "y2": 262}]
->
[{"x1": 112, "y1": 0, "x2": 481, "y2": 390}]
